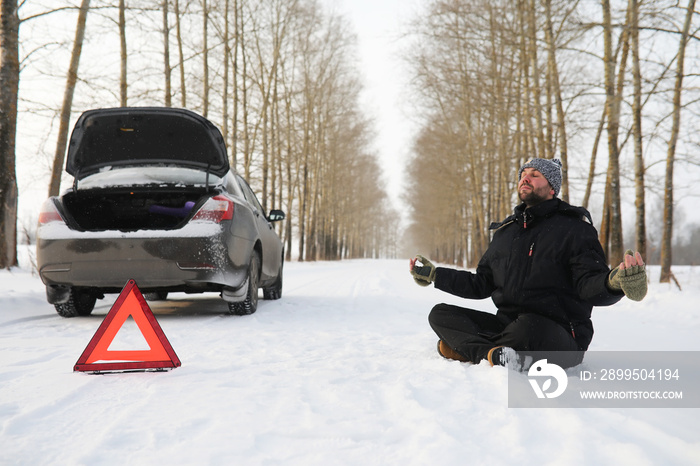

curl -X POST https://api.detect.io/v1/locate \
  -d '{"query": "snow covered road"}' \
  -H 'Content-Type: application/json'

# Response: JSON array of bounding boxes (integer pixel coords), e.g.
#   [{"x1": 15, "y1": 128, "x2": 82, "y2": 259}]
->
[{"x1": 2, "y1": 255, "x2": 699, "y2": 465}]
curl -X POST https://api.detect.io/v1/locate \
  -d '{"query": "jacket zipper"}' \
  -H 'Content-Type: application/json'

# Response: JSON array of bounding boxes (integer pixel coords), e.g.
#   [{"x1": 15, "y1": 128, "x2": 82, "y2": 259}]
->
[
  {"x1": 526, "y1": 242, "x2": 575, "y2": 340},
  {"x1": 520, "y1": 215, "x2": 577, "y2": 342}
]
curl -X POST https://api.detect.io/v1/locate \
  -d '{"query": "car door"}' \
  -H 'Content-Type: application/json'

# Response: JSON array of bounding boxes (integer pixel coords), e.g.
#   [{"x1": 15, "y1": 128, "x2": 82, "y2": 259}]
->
[{"x1": 235, "y1": 175, "x2": 283, "y2": 280}]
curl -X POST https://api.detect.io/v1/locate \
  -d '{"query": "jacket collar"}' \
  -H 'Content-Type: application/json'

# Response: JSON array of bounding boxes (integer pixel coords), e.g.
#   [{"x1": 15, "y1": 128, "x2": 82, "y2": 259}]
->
[
  {"x1": 515, "y1": 198, "x2": 559, "y2": 219},
  {"x1": 490, "y1": 198, "x2": 560, "y2": 230},
  {"x1": 489, "y1": 198, "x2": 594, "y2": 230},
  {"x1": 515, "y1": 199, "x2": 559, "y2": 228}
]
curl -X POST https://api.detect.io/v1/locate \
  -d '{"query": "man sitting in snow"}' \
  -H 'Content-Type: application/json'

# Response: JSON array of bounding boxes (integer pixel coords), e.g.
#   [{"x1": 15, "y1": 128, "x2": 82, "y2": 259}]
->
[{"x1": 409, "y1": 158, "x2": 647, "y2": 370}]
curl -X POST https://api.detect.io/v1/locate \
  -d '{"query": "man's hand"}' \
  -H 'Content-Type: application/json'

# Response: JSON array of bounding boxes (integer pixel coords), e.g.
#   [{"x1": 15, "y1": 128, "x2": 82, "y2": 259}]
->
[
  {"x1": 608, "y1": 250, "x2": 647, "y2": 301},
  {"x1": 410, "y1": 255, "x2": 436, "y2": 287}
]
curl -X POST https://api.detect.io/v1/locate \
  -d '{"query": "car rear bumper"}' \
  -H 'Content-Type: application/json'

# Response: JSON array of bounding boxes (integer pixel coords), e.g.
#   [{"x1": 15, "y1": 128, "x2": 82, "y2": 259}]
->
[{"x1": 36, "y1": 222, "x2": 250, "y2": 293}]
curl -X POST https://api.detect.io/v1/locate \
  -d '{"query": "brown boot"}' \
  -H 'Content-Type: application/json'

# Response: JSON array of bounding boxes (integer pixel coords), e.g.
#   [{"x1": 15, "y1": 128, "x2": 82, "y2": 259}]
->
[{"x1": 437, "y1": 340, "x2": 470, "y2": 362}]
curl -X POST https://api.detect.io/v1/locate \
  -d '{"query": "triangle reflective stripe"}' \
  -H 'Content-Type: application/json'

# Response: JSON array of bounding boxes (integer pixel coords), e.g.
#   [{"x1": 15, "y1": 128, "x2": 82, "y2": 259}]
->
[
  {"x1": 85, "y1": 291, "x2": 170, "y2": 363},
  {"x1": 74, "y1": 280, "x2": 181, "y2": 372}
]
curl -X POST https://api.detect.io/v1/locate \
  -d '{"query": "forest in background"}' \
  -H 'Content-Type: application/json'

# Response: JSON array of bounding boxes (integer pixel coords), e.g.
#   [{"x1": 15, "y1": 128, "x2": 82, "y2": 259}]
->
[
  {"x1": 1, "y1": 0, "x2": 699, "y2": 280},
  {"x1": 2, "y1": 0, "x2": 400, "y2": 268},
  {"x1": 403, "y1": 0, "x2": 700, "y2": 277}
]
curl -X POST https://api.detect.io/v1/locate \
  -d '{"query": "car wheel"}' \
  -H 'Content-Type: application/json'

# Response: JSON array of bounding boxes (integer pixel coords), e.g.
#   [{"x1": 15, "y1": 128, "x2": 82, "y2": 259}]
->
[
  {"x1": 144, "y1": 291, "x2": 168, "y2": 301},
  {"x1": 228, "y1": 252, "x2": 260, "y2": 315},
  {"x1": 55, "y1": 288, "x2": 97, "y2": 318},
  {"x1": 263, "y1": 254, "x2": 283, "y2": 300}
]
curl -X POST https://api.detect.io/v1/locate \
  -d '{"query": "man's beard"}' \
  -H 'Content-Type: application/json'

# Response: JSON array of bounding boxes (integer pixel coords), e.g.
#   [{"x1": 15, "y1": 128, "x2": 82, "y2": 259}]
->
[{"x1": 518, "y1": 185, "x2": 551, "y2": 207}]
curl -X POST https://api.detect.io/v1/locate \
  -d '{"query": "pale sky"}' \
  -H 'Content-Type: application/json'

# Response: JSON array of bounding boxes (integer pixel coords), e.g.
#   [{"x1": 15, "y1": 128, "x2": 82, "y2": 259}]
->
[{"x1": 321, "y1": 0, "x2": 422, "y2": 218}]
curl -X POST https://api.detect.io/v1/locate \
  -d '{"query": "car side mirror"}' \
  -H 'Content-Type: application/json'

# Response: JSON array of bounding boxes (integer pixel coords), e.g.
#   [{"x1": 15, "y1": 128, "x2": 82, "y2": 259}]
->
[{"x1": 267, "y1": 209, "x2": 285, "y2": 222}]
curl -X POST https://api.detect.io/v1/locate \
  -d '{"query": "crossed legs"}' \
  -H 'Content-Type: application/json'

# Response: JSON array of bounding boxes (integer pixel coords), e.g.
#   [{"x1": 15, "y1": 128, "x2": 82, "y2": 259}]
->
[{"x1": 428, "y1": 303, "x2": 583, "y2": 368}]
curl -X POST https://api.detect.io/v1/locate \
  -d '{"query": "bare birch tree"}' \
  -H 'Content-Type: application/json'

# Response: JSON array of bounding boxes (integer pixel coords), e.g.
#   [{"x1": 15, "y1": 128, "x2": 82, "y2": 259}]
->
[
  {"x1": 629, "y1": 0, "x2": 645, "y2": 258},
  {"x1": 660, "y1": 0, "x2": 696, "y2": 284},
  {"x1": 163, "y1": 0, "x2": 172, "y2": 106},
  {"x1": 599, "y1": 0, "x2": 625, "y2": 262},
  {"x1": 0, "y1": 0, "x2": 19, "y2": 268},
  {"x1": 47, "y1": 0, "x2": 90, "y2": 198},
  {"x1": 201, "y1": 0, "x2": 208, "y2": 116},
  {"x1": 174, "y1": 0, "x2": 187, "y2": 106},
  {"x1": 543, "y1": 0, "x2": 570, "y2": 202},
  {"x1": 119, "y1": 0, "x2": 127, "y2": 106}
]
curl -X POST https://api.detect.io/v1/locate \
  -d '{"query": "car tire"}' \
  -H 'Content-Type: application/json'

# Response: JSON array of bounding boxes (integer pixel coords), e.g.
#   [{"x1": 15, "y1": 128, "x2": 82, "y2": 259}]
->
[
  {"x1": 55, "y1": 288, "x2": 97, "y2": 318},
  {"x1": 144, "y1": 291, "x2": 168, "y2": 301},
  {"x1": 228, "y1": 252, "x2": 260, "y2": 315},
  {"x1": 263, "y1": 254, "x2": 283, "y2": 300}
]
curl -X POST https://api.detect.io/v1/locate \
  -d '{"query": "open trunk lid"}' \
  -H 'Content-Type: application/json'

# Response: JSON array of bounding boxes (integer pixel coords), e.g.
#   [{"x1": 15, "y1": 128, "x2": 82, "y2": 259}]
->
[{"x1": 66, "y1": 107, "x2": 229, "y2": 179}]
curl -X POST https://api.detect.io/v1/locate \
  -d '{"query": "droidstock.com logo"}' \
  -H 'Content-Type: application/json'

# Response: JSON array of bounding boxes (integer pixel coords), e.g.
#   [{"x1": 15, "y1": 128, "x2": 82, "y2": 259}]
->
[{"x1": 528, "y1": 359, "x2": 568, "y2": 399}]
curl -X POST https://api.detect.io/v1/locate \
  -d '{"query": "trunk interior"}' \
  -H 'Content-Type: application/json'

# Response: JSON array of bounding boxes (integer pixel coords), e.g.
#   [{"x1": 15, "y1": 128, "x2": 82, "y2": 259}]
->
[{"x1": 61, "y1": 188, "x2": 209, "y2": 231}]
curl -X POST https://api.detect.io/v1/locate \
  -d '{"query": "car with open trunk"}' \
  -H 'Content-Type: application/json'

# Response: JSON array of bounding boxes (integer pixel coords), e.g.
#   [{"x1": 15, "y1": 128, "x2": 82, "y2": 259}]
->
[{"x1": 36, "y1": 107, "x2": 285, "y2": 317}]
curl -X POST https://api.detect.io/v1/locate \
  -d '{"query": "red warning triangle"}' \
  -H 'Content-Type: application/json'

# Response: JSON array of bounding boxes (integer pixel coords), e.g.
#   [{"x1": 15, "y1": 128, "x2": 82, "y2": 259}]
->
[{"x1": 74, "y1": 280, "x2": 181, "y2": 372}]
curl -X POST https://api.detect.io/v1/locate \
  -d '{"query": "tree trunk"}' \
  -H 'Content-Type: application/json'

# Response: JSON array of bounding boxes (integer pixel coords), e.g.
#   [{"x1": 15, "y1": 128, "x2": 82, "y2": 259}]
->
[
  {"x1": 119, "y1": 0, "x2": 127, "y2": 106},
  {"x1": 527, "y1": 0, "x2": 546, "y2": 159},
  {"x1": 284, "y1": 89, "x2": 295, "y2": 262},
  {"x1": 298, "y1": 109, "x2": 310, "y2": 261},
  {"x1": 174, "y1": 0, "x2": 186, "y2": 107},
  {"x1": 518, "y1": 0, "x2": 536, "y2": 158},
  {"x1": 230, "y1": 0, "x2": 239, "y2": 168},
  {"x1": 629, "y1": 0, "x2": 646, "y2": 258},
  {"x1": 163, "y1": 0, "x2": 172, "y2": 107},
  {"x1": 241, "y1": 3, "x2": 250, "y2": 179},
  {"x1": 543, "y1": 0, "x2": 569, "y2": 202},
  {"x1": 660, "y1": 0, "x2": 695, "y2": 283},
  {"x1": 48, "y1": 0, "x2": 90, "y2": 198},
  {"x1": 581, "y1": 108, "x2": 605, "y2": 209},
  {"x1": 201, "y1": 0, "x2": 209, "y2": 117},
  {"x1": 601, "y1": 0, "x2": 625, "y2": 263},
  {"x1": 0, "y1": 0, "x2": 19, "y2": 269},
  {"x1": 222, "y1": 0, "x2": 229, "y2": 140}
]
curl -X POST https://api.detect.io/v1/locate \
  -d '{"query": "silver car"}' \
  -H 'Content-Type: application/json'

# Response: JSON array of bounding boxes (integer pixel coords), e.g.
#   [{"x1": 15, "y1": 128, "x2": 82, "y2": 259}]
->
[{"x1": 37, "y1": 107, "x2": 285, "y2": 317}]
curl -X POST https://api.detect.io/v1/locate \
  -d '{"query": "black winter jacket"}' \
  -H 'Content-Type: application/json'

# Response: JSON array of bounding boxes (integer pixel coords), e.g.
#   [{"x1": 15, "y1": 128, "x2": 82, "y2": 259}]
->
[{"x1": 433, "y1": 198, "x2": 623, "y2": 350}]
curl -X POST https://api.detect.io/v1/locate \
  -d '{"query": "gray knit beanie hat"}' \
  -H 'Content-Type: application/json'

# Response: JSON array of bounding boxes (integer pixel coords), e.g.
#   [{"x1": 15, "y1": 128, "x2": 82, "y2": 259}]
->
[{"x1": 518, "y1": 158, "x2": 562, "y2": 197}]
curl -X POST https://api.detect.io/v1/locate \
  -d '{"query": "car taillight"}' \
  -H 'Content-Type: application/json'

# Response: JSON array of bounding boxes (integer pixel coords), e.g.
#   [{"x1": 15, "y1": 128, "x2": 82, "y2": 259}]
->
[
  {"x1": 192, "y1": 195, "x2": 234, "y2": 223},
  {"x1": 38, "y1": 199, "x2": 65, "y2": 225}
]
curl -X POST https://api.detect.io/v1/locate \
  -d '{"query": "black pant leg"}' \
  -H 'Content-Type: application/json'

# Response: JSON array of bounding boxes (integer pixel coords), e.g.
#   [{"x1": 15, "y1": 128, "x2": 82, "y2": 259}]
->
[
  {"x1": 428, "y1": 303, "x2": 506, "y2": 363},
  {"x1": 494, "y1": 313, "x2": 584, "y2": 368}
]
